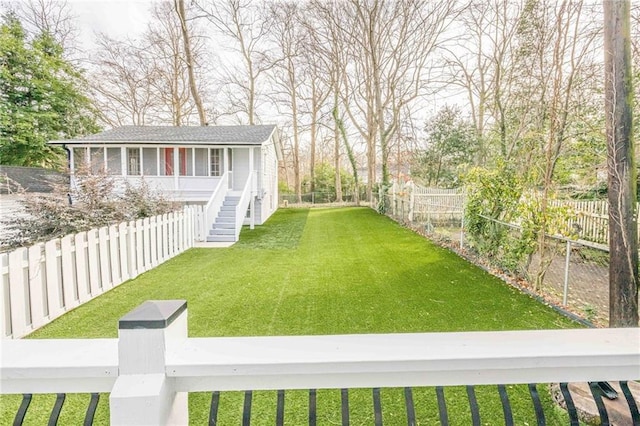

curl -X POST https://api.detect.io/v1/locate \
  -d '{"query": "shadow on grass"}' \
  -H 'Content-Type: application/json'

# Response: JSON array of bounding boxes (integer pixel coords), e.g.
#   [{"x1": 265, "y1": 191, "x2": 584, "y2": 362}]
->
[{"x1": 234, "y1": 208, "x2": 309, "y2": 250}]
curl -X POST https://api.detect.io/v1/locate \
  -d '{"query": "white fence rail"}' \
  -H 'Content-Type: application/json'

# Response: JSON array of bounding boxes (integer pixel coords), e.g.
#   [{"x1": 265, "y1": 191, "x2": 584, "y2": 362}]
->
[
  {"x1": 550, "y1": 199, "x2": 640, "y2": 244},
  {"x1": 1, "y1": 208, "x2": 199, "y2": 339},
  {"x1": 236, "y1": 171, "x2": 255, "y2": 239},
  {"x1": 1, "y1": 300, "x2": 638, "y2": 425}
]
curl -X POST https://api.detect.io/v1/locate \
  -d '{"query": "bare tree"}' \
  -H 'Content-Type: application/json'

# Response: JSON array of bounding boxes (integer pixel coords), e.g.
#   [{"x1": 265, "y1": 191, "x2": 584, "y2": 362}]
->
[
  {"x1": 604, "y1": 0, "x2": 638, "y2": 327},
  {"x1": 443, "y1": 0, "x2": 523, "y2": 165},
  {"x1": 321, "y1": 1, "x2": 457, "y2": 199},
  {"x1": 88, "y1": 1, "x2": 211, "y2": 127},
  {"x1": 297, "y1": 12, "x2": 332, "y2": 196},
  {"x1": 267, "y1": 2, "x2": 305, "y2": 202},
  {"x1": 147, "y1": 2, "x2": 210, "y2": 126},
  {"x1": 307, "y1": 0, "x2": 356, "y2": 202},
  {"x1": 89, "y1": 36, "x2": 160, "y2": 126},
  {"x1": 194, "y1": 0, "x2": 273, "y2": 125},
  {"x1": 174, "y1": 0, "x2": 207, "y2": 125},
  {"x1": 5, "y1": 0, "x2": 77, "y2": 52}
]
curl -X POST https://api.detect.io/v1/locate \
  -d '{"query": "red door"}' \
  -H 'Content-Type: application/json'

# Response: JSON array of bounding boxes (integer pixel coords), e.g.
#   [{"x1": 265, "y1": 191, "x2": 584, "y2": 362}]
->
[{"x1": 164, "y1": 148, "x2": 174, "y2": 176}]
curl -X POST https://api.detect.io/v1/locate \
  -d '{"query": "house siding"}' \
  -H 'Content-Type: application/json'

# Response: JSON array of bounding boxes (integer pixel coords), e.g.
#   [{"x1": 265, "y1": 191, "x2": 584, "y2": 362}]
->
[
  {"x1": 259, "y1": 138, "x2": 279, "y2": 224},
  {"x1": 53, "y1": 125, "x2": 279, "y2": 236}
]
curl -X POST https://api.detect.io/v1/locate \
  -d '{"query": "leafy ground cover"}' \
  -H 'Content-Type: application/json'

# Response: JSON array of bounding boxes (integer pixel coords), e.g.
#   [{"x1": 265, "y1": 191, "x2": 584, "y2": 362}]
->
[{"x1": 2, "y1": 207, "x2": 580, "y2": 425}]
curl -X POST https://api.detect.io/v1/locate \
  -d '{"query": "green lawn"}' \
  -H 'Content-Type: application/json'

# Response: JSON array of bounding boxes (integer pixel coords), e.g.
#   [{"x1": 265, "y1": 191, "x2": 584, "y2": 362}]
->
[{"x1": 2, "y1": 207, "x2": 580, "y2": 425}]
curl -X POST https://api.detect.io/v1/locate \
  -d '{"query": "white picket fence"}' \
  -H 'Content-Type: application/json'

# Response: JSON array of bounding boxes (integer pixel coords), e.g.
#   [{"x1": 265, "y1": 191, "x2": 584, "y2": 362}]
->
[
  {"x1": 412, "y1": 186, "x2": 465, "y2": 221},
  {"x1": 1, "y1": 207, "x2": 202, "y2": 339},
  {"x1": 388, "y1": 182, "x2": 465, "y2": 223},
  {"x1": 550, "y1": 199, "x2": 640, "y2": 245}
]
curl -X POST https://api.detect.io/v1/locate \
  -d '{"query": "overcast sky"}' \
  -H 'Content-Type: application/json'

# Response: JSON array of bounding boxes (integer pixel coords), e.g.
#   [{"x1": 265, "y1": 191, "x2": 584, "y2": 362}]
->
[{"x1": 69, "y1": 0, "x2": 154, "y2": 47}]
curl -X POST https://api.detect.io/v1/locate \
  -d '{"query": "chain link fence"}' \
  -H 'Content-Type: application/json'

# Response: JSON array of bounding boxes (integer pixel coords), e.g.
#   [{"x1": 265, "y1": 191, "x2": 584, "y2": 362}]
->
[
  {"x1": 381, "y1": 183, "x2": 613, "y2": 326},
  {"x1": 463, "y1": 217, "x2": 610, "y2": 325},
  {"x1": 279, "y1": 190, "x2": 368, "y2": 206}
]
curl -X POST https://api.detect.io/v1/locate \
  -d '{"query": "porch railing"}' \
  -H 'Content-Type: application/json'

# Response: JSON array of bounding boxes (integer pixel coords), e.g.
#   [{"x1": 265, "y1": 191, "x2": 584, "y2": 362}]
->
[
  {"x1": 235, "y1": 171, "x2": 255, "y2": 240},
  {"x1": 1, "y1": 300, "x2": 639, "y2": 425},
  {"x1": 201, "y1": 172, "x2": 229, "y2": 241}
]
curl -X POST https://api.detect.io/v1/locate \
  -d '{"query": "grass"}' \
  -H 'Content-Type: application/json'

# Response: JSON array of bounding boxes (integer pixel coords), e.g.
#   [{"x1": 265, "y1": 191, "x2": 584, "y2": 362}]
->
[{"x1": 1, "y1": 207, "x2": 581, "y2": 425}]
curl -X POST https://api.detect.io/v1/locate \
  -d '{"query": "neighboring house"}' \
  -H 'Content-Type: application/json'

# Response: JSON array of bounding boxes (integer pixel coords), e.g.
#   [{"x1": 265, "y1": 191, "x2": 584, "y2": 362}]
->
[
  {"x1": 0, "y1": 166, "x2": 64, "y2": 194},
  {"x1": 50, "y1": 125, "x2": 281, "y2": 242}
]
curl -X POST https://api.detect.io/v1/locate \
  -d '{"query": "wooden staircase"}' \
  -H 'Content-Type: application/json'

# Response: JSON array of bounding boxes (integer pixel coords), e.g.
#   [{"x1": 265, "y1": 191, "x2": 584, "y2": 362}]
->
[{"x1": 206, "y1": 194, "x2": 241, "y2": 242}]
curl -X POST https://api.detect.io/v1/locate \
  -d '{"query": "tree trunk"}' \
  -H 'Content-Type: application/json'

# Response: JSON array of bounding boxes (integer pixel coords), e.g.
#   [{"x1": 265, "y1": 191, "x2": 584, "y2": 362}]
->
[
  {"x1": 309, "y1": 80, "x2": 318, "y2": 193},
  {"x1": 334, "y1": 111, "x2": 343, "y2": 203},
  {"x1": 604, "y1": 0, "x2": 638, "y2": 327},
  {"x1": 174, "y1": 0, "x2": 206, "y2": 125},
  {"x1": 289, "y1": 59, "x2": 301, "y2": 204}
]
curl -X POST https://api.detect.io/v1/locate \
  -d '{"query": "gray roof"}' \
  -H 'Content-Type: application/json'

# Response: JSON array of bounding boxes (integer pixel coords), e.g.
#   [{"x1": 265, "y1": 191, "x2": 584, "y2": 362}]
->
[{"x1": 51, "y1": 125, "x2": 277, "y2": 145}]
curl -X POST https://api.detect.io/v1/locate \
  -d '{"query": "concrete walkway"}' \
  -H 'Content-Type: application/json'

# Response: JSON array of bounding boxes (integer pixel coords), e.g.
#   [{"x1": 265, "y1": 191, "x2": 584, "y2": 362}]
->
[{"x1": 193, "y1": 241, "x2": 235, "y2": 248}]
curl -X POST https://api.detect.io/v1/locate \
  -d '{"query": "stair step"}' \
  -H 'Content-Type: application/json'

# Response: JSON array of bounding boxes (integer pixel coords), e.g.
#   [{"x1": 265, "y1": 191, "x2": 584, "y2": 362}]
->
[
  {"x1": 216, "y1": 217, "x2": 234, "y2": 223},
  {"x1": 218, "y1": 211, "x2": 235, "y2": 217},
  {"x1": 209, "y1": 228, "x2": 235, "y2": 236},
  {"x1": 220, "y1": 205, "x2": 235, "y2": 211},
  {"x1": 212, "y1": 222, "x2": 235, "y2": 229},
  {"x1": 206, "y1": 235, "x2": 236, "y2": 242}
]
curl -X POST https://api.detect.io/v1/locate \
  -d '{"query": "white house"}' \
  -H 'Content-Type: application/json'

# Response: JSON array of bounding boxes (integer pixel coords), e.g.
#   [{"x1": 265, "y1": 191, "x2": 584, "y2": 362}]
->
[{"x1": 50, "y1": 125, "x2": 281, "y2": 242}]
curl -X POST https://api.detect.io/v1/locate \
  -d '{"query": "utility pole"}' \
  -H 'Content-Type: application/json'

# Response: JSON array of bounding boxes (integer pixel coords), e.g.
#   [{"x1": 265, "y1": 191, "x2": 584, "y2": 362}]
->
[{"x1": 604, "y1": 0, "x2": 638, "y2": 327}]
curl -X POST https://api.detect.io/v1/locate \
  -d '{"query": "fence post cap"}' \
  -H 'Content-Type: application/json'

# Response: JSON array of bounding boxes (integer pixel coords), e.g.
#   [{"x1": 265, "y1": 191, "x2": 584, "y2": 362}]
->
[{"x1": 119, "y1": 300, "x2": 187, "y2": 330}]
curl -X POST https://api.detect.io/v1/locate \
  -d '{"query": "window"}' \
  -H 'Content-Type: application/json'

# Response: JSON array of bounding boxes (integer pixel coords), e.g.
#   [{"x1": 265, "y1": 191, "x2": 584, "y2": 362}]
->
[
  {"x1": 73, "y1": 148, "x2": 87, "y2": 172},
  {"x1": 127, "y1": 148, "x2": 141, "y2": 176},
  {"x1": 106, "y1": 148, "x2": 121, "y2": 175},
  {"x1": 89, "y1": 148, "x2": 105, "y2": 173},
  {"x1": 194, "y1": 148, "x2": 208, "y2": 176},
  {"x1": 210, "y1": 149, "x2": 222, "y2": 176},
  {"x1": 143, "y1": 148, "x2": 158, "y2": 175}
]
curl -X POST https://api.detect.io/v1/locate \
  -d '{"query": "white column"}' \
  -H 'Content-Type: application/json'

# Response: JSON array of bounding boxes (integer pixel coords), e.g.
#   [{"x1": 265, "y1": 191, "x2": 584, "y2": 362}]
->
[
  {"x1": 110, "y1": 300, "x2": 189, "y2": 426},
  {"x1": 121, "y1": 147, "x2": 127, "y2": 176},
  {"x1": 173, "y1": 148, "x2": 179, "y2": 193},
  {"x1": 249, "y1": 148, "x2": 255, "y2": 229}
]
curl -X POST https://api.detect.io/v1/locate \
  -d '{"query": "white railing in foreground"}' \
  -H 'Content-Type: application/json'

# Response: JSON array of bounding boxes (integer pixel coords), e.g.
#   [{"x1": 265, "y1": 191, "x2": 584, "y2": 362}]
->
[
  {"x1": 0, "y1": 210, "x2": 196, "y2": 340},
  {"x1": 201, "y1": 172, "x2": 229, "y2": 241},
  {"x1": 1, "y1": 300, "x2": 638, "y2": 425},
  {"x1": 235, "y1": 171, "x2": 254, "y2": 240}
]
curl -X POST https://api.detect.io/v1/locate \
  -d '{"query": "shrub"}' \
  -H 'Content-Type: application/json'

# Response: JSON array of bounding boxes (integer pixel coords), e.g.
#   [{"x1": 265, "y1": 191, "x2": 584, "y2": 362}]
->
[{"x1": 1, "y1": 165, "x2": 179, "y2": 250}]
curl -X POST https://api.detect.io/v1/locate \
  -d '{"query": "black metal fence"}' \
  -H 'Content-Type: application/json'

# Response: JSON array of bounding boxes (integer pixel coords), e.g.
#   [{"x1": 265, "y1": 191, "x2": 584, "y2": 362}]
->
[
  {"x1": 279, "y1": 191, "x2": 366, "y2": 205},
  {"x1": 10, "y1": 382, "x2": 639, "y2": 425}
]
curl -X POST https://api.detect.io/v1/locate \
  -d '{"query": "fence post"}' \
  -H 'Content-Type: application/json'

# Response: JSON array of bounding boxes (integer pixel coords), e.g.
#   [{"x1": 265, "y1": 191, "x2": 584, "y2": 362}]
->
[
  {"x1": 563, "y1": 240, "x2": 572, "y2": 306},
  {"x1": 8, "y1": 248, "x2": 28, "y2": 338},
  {"x1": 391, "y1": 184, "x2": 396, "y2": 216},
  {"x1": 408, "y1": 182, "x2": 415, "y2": 222},
  {"x1": 110, "y1": 300, "x2": 189, "y2": 425}
]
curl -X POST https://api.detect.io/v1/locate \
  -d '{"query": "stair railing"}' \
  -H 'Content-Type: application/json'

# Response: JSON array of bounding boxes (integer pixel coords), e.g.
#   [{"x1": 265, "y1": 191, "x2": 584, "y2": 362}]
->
[
  {"x1": 201, "y1": 172, "x2": 229, "y2": 241},
  {"x1": 234, "y1": 171, "x2": 254, "y2": 240}
]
